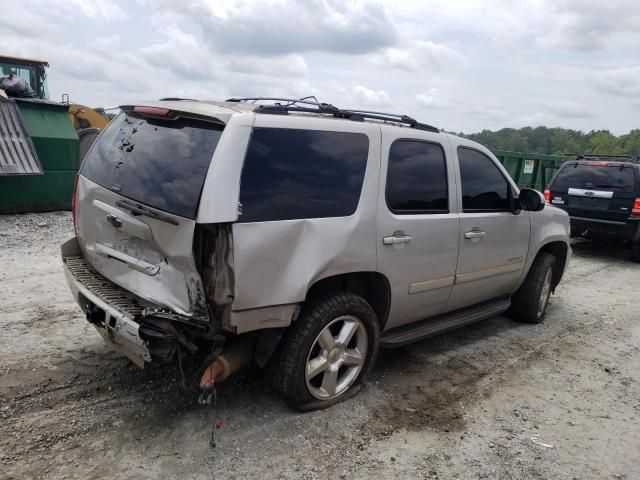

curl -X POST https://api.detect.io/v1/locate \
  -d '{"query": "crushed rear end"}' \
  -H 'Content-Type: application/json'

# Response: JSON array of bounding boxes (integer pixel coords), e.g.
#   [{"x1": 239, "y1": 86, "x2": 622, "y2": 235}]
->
[{"x1": 61, "y1": 101, "x2": 244, "y2": 367}]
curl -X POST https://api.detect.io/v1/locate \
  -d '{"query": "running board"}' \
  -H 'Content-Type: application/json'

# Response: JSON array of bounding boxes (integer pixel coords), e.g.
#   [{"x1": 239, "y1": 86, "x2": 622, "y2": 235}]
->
[{"x1": 380, "y1": 297, "x2": 511, "y2": 348}]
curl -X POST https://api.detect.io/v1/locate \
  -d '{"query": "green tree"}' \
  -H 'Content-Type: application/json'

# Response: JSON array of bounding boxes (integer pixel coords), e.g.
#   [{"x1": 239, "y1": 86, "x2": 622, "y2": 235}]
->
[{"x1": 459, "y1": 126, "x2": 637, "y2": 156}]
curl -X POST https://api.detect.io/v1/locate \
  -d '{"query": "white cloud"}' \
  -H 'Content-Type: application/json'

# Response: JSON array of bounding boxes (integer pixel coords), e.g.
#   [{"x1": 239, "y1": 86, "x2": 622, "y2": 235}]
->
[
  {"x1": 1, "y1": 0, "x2": 639, "y2": 134},
  {"x1": 158, "y1": 0, "x2": 398, "y2": 55},
  {"x1": 374, "y1": 40, "x2": 466, "y2": 71},
  {"x1": 0, "y1": 9, "x2": 57, "y2": 37},
  {"x1": 352, "y1": 85, "x2": 391, "y2": 108},
  {"x1": 538, "y1": 0, "x2": 640, "y2": 51},
  {"x1": 0, "y1": 0, "x2": 127, "y2": 33},
  {"x1": 69, "y1": 0, "x2": 128, "y2": 20},
  {"x1": 545, "y1": 101, "x2": 593, "y2": 118},
  {"x1": 416, "y1": 89, "x2": 449, "y2": 109},
  {"x1": 389, "y1": 0, "x2": 640, "y2": 53},
  {"x1": 225, "y1": 54, "x2": 309, "y2": 78},
  {"x1": 139, "y1": 28, "x2": 216, "y2": 79},
  {"x1": 469, "y1": 106, "x2": 509, "y2": 123},
  {"x1": 592, "y1": 66, "x2": 640, "y2": 98}
]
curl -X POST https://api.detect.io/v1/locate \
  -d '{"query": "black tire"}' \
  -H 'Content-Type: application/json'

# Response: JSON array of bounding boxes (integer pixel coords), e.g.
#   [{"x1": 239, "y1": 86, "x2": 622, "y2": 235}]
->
[
  {"x1": 269, "y1": 293, "x2": 380, "y2": 411},
  {"x1": 631, "y1": 244, "x2": 640, "y2": 263},
  {"x1": 510, "y1": 252, "x2": 556, "y2": 324}
]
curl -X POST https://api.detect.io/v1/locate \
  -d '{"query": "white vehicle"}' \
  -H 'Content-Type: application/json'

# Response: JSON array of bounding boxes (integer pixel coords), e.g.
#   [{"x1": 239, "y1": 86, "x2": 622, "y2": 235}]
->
[{"x1": 62, "y1": 98, "x2": 571, "y2": 410}]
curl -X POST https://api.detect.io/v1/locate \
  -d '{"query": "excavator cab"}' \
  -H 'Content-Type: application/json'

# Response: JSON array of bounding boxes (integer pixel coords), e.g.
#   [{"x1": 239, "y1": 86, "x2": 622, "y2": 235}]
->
[
  {"x1": 0, "y1": 54, "x2": 111, "y2": 213},
  {"x1": 0, "y1": 55, "x2": 49, "y2": 99}
]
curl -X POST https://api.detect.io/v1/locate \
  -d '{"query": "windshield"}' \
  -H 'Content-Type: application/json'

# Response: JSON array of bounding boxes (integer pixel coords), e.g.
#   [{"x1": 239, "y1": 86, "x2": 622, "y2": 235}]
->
[
  {"x1": 81, "y1": 111, "x2": 223, "y2": 218},
  {"x1": 552, "y1": 163, "x2": 636, "y2": 192}
]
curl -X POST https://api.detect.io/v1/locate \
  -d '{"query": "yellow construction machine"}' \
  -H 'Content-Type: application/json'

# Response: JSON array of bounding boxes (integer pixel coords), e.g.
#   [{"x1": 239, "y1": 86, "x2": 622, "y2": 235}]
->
[
  {"x1": 1, "y1": 54, "x2": 114, "y2": 212},
  {"x1": 0, "y1": 54, "x2": 111, "y2": 158}
]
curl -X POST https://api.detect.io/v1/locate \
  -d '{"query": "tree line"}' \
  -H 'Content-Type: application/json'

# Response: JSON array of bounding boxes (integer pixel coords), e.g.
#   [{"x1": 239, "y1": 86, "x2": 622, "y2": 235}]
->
[{"x1": 459, "y1": 127, "x2": 640, "y2": 156}]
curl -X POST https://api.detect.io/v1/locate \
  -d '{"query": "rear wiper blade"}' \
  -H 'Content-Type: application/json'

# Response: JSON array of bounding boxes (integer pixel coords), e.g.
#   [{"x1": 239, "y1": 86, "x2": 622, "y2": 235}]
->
[{"x1": 116, "y1": 199, "x2": 179, "y2": 225}]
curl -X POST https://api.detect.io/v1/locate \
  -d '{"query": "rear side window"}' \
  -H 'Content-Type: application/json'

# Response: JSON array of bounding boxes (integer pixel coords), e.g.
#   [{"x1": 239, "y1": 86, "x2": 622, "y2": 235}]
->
[
  {"x1": 386, "y1": 140, "x2": 448, "y2": 213},
  {"x1": 238, "y1": 128, "x2": 369, "y2": 223},
  {"x1": 552, "y1": 163, "x2": 636, "y2": 192},
  {"x1": 458, "y1": 147, "x2": 511, "y2": 212},
  {"x1": 81, "y1": 112, "x2": 223, "y2": 219}
]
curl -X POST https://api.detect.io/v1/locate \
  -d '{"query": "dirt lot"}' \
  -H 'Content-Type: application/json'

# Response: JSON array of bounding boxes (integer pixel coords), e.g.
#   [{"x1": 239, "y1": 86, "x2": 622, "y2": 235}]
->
[{"x1": 1, "y1": 211, "x2": 639, "y2": 480}]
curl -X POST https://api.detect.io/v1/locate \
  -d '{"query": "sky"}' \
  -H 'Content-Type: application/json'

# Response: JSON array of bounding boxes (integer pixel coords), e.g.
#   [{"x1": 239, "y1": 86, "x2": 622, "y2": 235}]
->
[{"x1": 1, "y1": 0, "x2": 639, "y2": 134}]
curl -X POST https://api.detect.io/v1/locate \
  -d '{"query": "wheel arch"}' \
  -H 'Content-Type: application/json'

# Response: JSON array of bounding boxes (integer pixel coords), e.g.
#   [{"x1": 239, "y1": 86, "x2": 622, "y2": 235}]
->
[
  {"x1": 304, "y1": 271, "x2": 392, "y2": 331},
  {"x1": 530, "y1": 240, "x2": 569, "y2": 290}
]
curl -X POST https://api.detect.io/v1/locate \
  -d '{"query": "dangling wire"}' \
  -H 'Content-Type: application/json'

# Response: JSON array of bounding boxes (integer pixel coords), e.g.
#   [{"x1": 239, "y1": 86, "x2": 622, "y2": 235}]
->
[
  {"x1": 177, "y1": 346, "x2": 186, "y2": 391},
  {"x1": 199, "y1": 384, "x2": 220, "y2": 448},
  {"x1": 209, "y1": 386, "x2": 218, "y2": 448}
]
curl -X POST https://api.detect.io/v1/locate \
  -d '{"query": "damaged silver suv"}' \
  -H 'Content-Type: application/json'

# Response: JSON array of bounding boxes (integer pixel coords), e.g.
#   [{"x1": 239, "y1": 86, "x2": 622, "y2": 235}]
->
[{"x1": 62, "y1": 97, "x2": 571, "y2": 410}]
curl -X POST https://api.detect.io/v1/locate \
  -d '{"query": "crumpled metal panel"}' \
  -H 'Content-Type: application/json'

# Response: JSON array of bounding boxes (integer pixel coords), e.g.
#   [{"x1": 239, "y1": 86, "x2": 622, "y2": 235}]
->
[
  {"x1": 230, "y1": 122, "x2": 382, "y2": 313},
  {"x1": 0, "y1": 99, "x2": 43, "y2": 175}
]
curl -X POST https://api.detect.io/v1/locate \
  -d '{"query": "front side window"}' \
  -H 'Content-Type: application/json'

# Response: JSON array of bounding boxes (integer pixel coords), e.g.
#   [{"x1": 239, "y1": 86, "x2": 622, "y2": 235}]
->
[
  {"x1": 238, "y1": 128, "x2": 369, "y2": 223},
  {"x1": 458, "y1": 147, "x2": 511, "y2": 212},
  {"x1": 386, "y1": 140, "x2": 448, "y2": 213}
]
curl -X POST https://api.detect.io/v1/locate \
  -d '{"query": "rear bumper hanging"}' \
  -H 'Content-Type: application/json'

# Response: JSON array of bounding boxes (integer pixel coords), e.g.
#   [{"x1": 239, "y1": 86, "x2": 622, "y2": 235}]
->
[{"x1": 62, "y1": 237, "x2": 151, "y2": 367}]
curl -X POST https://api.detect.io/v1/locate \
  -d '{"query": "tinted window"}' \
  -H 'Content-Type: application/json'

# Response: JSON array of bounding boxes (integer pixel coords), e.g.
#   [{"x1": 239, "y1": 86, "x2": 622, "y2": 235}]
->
[
  {"x1": 386, "y1": 140, "x2": 448, "y2": 213},
  {"x1": 238, "y1": 128, "x2": 369, "y2": 223},
  {"x1": 459, "y1": 147, "x2": 511, "y2": 211},
  {"x1": 81, "y1": 112, "x2": 223, "y2": 219},
  {"x1": 552, "y1": 163, "x2": 636, "y2": 192}
]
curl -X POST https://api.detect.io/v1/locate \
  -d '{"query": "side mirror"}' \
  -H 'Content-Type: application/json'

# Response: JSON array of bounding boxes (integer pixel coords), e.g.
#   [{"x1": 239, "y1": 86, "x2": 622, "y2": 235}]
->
[{"x1": 518, "y1": 188, "x2": 545, "y2": 212}]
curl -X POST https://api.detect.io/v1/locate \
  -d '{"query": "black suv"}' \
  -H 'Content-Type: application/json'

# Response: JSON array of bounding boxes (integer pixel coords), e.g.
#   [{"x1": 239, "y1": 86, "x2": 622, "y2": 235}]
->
[{"x1": 545, "y1": 156, "x2": 640, "y2": 262}]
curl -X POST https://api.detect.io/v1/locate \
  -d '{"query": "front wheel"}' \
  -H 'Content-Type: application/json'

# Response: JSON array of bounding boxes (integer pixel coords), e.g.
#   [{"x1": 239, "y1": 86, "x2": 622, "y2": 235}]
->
[
  {"x1": 510, "y1": 253, "x2": 556, "y2": 324},
  {"x1": 269, "y1": 293, "x2": 379, "y2": 411}
]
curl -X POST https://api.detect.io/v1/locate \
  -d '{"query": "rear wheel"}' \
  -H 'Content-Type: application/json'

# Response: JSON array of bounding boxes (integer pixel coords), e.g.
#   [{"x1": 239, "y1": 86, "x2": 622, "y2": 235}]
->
[
  {"x1": 269, "y1": 293, "x2": 379, "y2": 411},
  {"x1": 631, "y1": 244, "x2": 640, "y2": 263},
  {"x1": 510, "y1": 253, "x2": 556, "y2": 324}
]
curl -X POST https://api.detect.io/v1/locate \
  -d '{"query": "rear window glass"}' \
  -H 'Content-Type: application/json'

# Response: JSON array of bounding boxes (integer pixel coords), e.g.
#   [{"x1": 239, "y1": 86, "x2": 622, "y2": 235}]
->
[
  {"x1": 238, "y1": 128, "x2": 369, "y2": 223},
  {"x1": 552, "y1": 163, "x2": 636, "y2": 192},
  {"x1": 81, "y1": 112, "x2": 223, "y2": 219}
]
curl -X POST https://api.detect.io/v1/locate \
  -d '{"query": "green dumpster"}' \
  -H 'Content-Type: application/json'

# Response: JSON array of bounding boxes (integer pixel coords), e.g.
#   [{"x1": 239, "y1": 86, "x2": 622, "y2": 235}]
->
[
  {"x1": 492, "y1": 150, "x2": 568, "y2": 192},
  {"x1": 0, "y1": 99, "x2": 79, "y2": 213}
]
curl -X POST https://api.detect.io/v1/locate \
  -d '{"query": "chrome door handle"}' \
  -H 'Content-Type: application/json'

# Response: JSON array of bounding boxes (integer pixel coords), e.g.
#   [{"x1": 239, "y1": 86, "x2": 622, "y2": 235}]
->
[
  {"x1": 383, "y1": 233, "x2": 412, "y2": 245},
  {"x1": 464, "y1": 230, "x2": 486, "y2": 239}
]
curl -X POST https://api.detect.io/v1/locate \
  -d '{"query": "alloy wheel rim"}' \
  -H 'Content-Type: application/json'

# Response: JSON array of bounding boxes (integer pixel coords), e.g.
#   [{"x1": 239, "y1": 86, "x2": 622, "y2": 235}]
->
[
  {"x1": 305, "y1": 315, "x2": 368, "y2": 400},
  {"x1": 538, "y1": 269, "x2": 553, "y2": 318}
]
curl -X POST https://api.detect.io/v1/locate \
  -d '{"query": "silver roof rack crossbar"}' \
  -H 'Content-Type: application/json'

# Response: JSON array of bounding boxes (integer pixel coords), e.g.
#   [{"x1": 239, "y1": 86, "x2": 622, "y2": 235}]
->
[{"x1": 226, "y1": 97, "x2": 439, "y2": 133}]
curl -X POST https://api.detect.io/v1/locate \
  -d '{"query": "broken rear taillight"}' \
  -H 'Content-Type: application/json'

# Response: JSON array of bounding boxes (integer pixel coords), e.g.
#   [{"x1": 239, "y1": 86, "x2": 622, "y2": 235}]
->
[{"x1": 133, "y1": 106, "x2": 171, "y2": 117}]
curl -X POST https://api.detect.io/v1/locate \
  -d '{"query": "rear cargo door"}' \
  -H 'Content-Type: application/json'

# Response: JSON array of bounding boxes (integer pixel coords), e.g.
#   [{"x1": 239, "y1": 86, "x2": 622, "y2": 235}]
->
[
  {"x1": 549, "y1": 162, "x2": 637, "y2": 222},
  {"x1": 76, "y1": 108, "x2": 225, "y2": 317}
]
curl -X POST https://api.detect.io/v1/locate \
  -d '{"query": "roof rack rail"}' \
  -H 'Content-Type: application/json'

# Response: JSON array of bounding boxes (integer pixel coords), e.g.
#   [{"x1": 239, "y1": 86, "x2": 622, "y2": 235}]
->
[
  {"x1": 565, "y1": 153, "x2": 639, "y2": 164},
  {"x1": 226, "y1": 97, "x2": 439, "y2": 133},
  {"x1": 159, "y1": 97, "x2": 198, "y2": 101}
]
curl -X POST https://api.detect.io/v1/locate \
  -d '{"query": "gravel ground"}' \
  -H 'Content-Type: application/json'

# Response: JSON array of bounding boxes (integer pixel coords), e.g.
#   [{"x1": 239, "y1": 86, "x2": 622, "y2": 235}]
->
[{"x1": 0, "y1": 211, "x2": 639, "y2": 480}]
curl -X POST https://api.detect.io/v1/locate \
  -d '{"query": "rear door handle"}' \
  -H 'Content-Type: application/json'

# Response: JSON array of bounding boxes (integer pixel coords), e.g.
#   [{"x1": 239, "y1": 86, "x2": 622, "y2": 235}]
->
[
  {"x1": 383, "y1": 233, "x2": 412, "y2": 245},
  {"x1": 464, "y1": 230, "x2": 486, "y2": 239}
]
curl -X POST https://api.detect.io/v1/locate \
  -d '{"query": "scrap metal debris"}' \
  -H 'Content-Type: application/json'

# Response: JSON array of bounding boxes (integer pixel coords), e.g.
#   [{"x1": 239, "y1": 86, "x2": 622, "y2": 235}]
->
[{"x1": 531, "y1": 434, "x2": 554, "y2": 449}]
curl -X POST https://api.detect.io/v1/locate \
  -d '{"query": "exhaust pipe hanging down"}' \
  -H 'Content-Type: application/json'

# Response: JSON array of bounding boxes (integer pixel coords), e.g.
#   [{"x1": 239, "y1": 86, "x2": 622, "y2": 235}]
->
[{"x1": 199, "y1": 337, "x2": 252, "y2": 390}]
